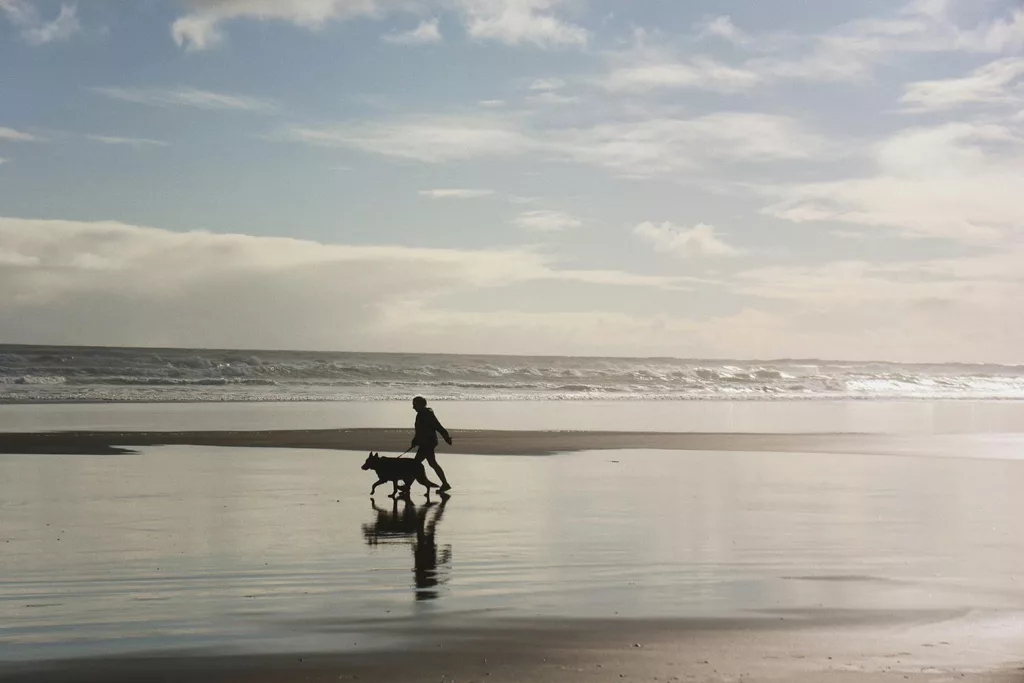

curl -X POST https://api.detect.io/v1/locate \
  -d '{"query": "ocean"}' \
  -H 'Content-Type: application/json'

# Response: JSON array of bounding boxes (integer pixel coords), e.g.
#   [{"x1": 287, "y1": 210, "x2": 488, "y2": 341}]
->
[{"x1": 2, "y1": 344, "x2": 1023, "y2": 403}]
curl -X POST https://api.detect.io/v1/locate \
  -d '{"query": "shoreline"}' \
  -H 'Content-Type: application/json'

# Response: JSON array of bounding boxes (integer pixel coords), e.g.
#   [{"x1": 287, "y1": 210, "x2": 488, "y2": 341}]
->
[{"x1": 0, "y1": 427, "x2": 1012, "y2": 456}]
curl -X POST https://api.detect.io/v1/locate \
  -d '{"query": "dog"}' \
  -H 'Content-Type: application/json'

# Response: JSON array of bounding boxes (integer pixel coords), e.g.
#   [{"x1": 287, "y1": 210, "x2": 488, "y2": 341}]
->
[{"x1": 361, "y1": 452, "x2": 438, "y2": 498}]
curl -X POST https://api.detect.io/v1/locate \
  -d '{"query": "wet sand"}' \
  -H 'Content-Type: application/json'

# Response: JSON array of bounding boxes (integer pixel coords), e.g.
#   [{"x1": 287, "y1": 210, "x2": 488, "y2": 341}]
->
[
  {"x1": 5, "y1": 426, "x2": 1024, "y2": 458},
  {"x1": 5, "y1": 612, "x2": 1024, "y2": 682},
  {"x1": 2, "y1": 443, "x2": 1024, "y2": 681}
]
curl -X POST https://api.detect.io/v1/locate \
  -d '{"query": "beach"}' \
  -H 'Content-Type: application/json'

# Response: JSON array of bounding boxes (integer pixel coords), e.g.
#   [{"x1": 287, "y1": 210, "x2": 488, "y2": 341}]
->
[{"x1": 2, "y1": 401, "x2": 1024, "y2": 681}]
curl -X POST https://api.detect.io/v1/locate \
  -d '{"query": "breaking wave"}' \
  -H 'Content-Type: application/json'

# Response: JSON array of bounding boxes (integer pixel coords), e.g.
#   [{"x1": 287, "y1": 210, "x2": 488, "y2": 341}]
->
[{"x1": 2, "y1": 345, "x2": 1023, "y2": 403}]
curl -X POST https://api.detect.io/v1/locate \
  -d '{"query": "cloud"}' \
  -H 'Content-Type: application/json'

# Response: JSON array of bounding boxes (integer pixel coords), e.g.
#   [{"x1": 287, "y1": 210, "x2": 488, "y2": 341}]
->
[
  {"x1": 698, "y1": 15, "x2": 750, "y2": 46},
  {"x1": 479, "y1": 99, "x2": 506, "y2": 108},
  {"x1": 634, "y1": 222, "x2": 742, "y2": 258},
  {"x1": 171, "y1": 0, "x2": 586, "y2": 50},
  {"x1": 762, "y1": 121, "x2": 1024, "y2": 243},
  {"x1": 171, "y1": 0, "x2": 400, "y2": 50},
  {"x1": 720, "y1": 254, "x2": 1024, "y2": 363},
  {"x1": 0, "y1": 126, "x2": 38, "y2": 142},
  {"x1": 0, "y1": 216, "x2": 695, "y2": 350},
  {"x1": 419, "y1": 188, "x2": 495, "y2": 199},
  {"x1": 526, "y1": 91, "x2": 580, "y2": 105},
  {"x1": 733, "y1": 0, "x2": 1024, "y2": 84},
  {"x1": 382, "y1": 18, "x2": 442, "y2": 44},
  {"x1": 87, "y1": 135, "x2": 170, "y2": 148},
  {"x1": 554, "y1": 113, "x2": 828, "y2": 176},
  {"x1": 529, "y1": 77, "x2": 566, "y2": 91},
  {"x1": 603, "y1": 58, "x2": 762, "y2": 93},
  {"x1": 285, "y1": 116, "x2": 536, "y2": 162},
  {"x1": 0, "y1": 158, "x2": 7, "y2": 165},
  {"x1": 287, "y1": 111, "x2": 826, "y2": 177},
  {"x1": 513, "y1": 209, "x2": 581, "y2": 231},
  {"x1": 94, "y1": 86, "x2": 276, "y2": 112},
  {"x1": 460, "y1": 0, "x2": 588, "y2": 47},
  {"x1": 3, "y1": 218, "x2": 1022, "y2": 361},
  {"x1": 901, "y1": 57, "x2": 1024, "y2": 111},
  {"x1": 0, "y1": 0, "x2": 80, "y2": 45},
  {"x1": 602, "y1": 33, "x2": 761, "y2": 92}
]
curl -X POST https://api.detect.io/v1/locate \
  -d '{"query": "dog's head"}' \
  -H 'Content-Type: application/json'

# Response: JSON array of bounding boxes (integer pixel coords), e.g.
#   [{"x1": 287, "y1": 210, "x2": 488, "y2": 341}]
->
[{"x1": 361, "y1": 452, "x2": 381, "y2": 471}]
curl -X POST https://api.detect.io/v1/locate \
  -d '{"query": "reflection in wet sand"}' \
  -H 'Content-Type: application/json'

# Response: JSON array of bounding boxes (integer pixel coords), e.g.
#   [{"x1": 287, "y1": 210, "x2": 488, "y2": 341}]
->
[{"x1": 363, "y1": 495, "x2": 452, "y2": 601}]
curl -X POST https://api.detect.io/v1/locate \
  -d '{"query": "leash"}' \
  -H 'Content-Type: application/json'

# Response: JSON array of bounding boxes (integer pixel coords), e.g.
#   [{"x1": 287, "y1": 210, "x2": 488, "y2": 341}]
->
[{"x1": 396, "y1": 445, "x2": 414, "y2": 459}]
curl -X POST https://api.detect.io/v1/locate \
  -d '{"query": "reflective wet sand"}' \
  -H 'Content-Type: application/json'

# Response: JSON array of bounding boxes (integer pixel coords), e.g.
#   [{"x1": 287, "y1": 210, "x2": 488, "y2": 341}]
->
[{"x1": 2, "y1": 443, "x2": 1024, "y2": 680}]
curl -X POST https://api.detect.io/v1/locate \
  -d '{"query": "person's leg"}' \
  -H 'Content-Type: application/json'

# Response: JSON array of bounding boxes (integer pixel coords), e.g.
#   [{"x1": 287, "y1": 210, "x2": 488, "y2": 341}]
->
[{"x1": 424, "y1": 448, "x2": 450, "y2": 490}]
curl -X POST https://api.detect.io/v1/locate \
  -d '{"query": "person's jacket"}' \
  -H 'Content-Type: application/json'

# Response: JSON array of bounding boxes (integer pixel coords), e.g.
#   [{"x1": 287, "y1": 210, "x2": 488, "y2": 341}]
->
[{"x1": 413, "y1": 408, "x2": 450, "y2": 447}]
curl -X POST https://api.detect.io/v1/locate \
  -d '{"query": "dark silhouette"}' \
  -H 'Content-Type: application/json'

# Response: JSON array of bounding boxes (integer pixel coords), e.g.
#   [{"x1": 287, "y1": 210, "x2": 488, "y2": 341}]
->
[
  {"x1": 362, "y1": 495, "x2": 452, "y2": 601},
  {"x1": 411, "y1": 396, "x2": 453, "y2": 492},
  {"x1": 362, "y1": 451, "x2": 438, "y2": 497}
]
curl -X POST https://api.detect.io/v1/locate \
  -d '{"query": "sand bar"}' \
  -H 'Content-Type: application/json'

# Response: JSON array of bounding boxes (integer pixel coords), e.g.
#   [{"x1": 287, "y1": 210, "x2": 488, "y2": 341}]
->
[{"x1": 2, "y1": 427, "x2": 1014, "y2": 456}]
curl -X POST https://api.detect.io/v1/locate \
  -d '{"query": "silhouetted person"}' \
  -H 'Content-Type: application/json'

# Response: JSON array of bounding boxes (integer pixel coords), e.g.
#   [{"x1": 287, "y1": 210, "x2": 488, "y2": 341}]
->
[{"x1": 411, "y1": 396, "x2": 452, "y2": 492}]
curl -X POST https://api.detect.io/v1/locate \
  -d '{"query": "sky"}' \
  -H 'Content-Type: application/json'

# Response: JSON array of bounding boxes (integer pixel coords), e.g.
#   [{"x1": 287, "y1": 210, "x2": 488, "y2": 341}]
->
[{"x1": 1, "y1": 0, "x2": 1023, "y2": 362}]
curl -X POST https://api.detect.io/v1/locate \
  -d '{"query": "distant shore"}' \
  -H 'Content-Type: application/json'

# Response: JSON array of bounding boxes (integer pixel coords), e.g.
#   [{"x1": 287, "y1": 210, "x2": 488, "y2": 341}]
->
[{"x1": 0, "y1": 427, "x2": 995, "y2": 457}]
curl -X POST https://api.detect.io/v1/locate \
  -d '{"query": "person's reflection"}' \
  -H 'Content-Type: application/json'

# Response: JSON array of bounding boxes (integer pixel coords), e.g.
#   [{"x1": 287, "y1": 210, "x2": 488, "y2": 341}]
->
[{"x1": 363, "y1": 494, "x2": 451, "y2": 601}]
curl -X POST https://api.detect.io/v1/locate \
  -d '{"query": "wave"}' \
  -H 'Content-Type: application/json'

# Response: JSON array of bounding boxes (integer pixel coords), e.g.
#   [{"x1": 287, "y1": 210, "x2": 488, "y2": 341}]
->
[{"x1": 2, "y1": 344, "x2": 1024, "y2": 403}]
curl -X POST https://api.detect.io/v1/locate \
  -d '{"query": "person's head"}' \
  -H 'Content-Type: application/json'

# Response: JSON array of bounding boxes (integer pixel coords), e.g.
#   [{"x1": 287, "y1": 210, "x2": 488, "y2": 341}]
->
[{"x1": 412, "y1": 396, "x2": 427, "y2": 411}]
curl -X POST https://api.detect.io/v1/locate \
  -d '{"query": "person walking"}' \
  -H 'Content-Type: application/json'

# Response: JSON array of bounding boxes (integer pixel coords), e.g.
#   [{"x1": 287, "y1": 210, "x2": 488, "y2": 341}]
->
[{"x1": 411, "y1": 396, "x2": 452, "y2": 492}]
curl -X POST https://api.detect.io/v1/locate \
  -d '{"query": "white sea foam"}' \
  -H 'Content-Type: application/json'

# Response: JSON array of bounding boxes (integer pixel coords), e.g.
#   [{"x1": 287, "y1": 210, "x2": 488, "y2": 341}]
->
[{"x1": 1, "y1": 345, "x2": 1023, "y2": 403}]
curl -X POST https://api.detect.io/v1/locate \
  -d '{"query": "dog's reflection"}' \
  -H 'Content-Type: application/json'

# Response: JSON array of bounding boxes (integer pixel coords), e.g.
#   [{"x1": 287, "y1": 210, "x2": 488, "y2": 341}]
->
[{"x1": 362, "y1": 494, "x2": 452, "y2": 601}]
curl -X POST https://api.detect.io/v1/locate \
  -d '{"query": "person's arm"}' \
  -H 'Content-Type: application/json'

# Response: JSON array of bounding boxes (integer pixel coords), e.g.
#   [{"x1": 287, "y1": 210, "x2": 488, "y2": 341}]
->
[{"x1": 433, "y1": 413, "x2": 453, "y2": 445}]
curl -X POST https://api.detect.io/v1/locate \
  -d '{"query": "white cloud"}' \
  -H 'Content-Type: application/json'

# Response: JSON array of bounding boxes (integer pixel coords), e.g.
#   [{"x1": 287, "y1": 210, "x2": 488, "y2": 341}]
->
[
  {"x1": 554, "y1": 113, "x2": 828, "y2": 176},
  {"x1": 285, "y1": 117, "x2": 536, "y2": 162},
  {"x1": 602, "y1": 34, "x2": 761, "y2": 93},
  {"x1": 0, "y1": 247, "x2": 39, "y2": 265},
  {"x1": 171, "y1": 0, "x2": 586, "y2": 50},
  {"x1": 375, "y1": 305, "x2": 707, "y2": 357},
  {"x1": 382, "y1": 18, "x2": 442, "y2": 44},
  {"x1": 171, "y1": 0, "x2": 401, "y2": 50},
  {"x1": 529, "y1": 77, "x2": 566, "y2": 91},
  {"x1": 735, "y1": 1, "x2": 1024, "y2": 84},
  {"x1": 419, "y1": 188, "x2": 495, "y2": 199},
  {"x1": 0, "y1": 216, "x2": 695, "y2": 350},
  {"x1": 288, "y1": 111, "x2": 826, "y2": 177},
  {"x1": 604, "y1": 58, "x2": 762, "y2": 93},
  {"x1": 0, "y1": 158, "x2": 7, "y2": 165},
  {"x1": 762, "y1": 122, "x2": 1024, "y2": 242},
  {"x1": 526, "y1": 91, "x2": 580, "y2": 105},
  {"x1": 2, "y1": 218, "x2": 1022, "y2": 361},
  {"x1": 94, "y1": 86, "x2": 276, "y2": 112},
  {"x1": 87, "y1": 135, "x2": 170, "y2": 148},
  {"x1": 0, "y1": 0, "x2": 80, "y2": 45},
  {"x1": 902, "y1": 57, "x2": 1024, "y2": 111},
  {"x1": 0, "y1": 126, "x2": 38, "y2": 142},
  {"x1": 460, "y1": 0, "x2": 587, "y2": 47},
  {"x1": 634, "y1": 222, "x2": 742, "y2": 259},
  {"x1": 479, "y1": 99, "x2": 506, "y2": 108},
  {"x1": 720, "y1": 253, "x2": 1024, "y2": 363},
  {"x1": 698, "y1": 15, "x2": 750, "y2": 46},
  {"x1": 513, "y1": 209, "x2": 581, "y2": 231}
]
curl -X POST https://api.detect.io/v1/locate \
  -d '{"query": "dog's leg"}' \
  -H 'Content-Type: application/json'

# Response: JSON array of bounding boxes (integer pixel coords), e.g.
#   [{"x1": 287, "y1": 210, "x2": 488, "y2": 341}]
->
[
  {"x1": 390, "y1": 480, "x2": 400, "y2": 499},
  {"x1": 371, "y1": 478, "x2": 386, "y2": 495}
]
